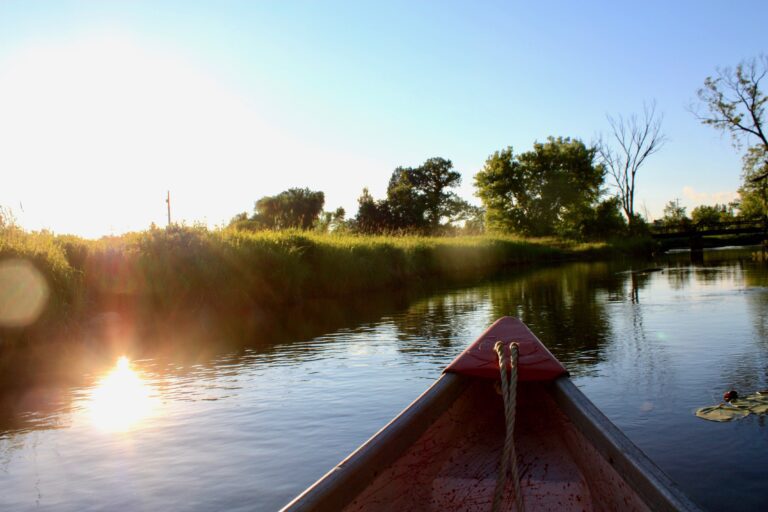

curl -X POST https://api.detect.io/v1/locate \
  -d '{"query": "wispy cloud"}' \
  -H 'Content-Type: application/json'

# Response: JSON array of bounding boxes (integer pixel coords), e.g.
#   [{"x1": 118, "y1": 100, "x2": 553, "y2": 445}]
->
[{"x1": 682, "y1": 186, "x2": 738, "y2": 205}]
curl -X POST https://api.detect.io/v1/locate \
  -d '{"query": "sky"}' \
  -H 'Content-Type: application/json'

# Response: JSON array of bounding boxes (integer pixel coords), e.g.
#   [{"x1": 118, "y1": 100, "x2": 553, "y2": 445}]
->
[{"x1": 0, "y1": 1, "x2": 765, "y2": 238}]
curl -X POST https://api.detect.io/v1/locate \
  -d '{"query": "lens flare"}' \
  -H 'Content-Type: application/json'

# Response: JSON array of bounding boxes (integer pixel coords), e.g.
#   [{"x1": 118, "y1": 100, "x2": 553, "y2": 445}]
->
[
  {"x1": 0, "y1": 258, "x2": 49, "y2": 327},
  {"x1": 88, "y1": 356, "x2": 158, "y2": 432}
]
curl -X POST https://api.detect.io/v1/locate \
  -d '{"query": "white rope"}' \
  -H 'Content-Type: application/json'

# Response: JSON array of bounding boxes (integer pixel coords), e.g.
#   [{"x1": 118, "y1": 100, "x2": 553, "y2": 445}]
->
[{"x1": 491, "y1": 340, "x2": 524, "y2": 512}]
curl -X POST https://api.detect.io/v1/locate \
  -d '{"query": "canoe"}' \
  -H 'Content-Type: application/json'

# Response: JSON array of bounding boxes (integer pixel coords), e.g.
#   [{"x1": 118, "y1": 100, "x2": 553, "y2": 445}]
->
[{"x1": 281, "y1": 317, "x2": 701, "y2": 511}]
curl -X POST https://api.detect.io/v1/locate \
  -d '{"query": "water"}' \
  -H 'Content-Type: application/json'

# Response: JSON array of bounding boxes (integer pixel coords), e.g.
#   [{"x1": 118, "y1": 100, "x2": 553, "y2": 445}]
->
[{"x1": 1, "y1": 249, "x2": 767, "y2": 511}]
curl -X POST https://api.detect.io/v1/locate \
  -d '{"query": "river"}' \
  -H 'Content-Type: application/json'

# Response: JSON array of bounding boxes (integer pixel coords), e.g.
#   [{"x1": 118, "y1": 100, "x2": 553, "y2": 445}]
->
[{"x1": 0, "y1": 248, "x2": 766, "y2": 511}]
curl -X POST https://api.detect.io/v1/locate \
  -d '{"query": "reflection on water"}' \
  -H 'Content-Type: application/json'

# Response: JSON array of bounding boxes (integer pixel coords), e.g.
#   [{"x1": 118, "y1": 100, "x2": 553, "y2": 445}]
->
[
  {"x1": 87, "y1": 356, "x2": 158, "y2": 432},
  {"x1": 0, "y1": 248, "x2": 766, "y2": 511}
]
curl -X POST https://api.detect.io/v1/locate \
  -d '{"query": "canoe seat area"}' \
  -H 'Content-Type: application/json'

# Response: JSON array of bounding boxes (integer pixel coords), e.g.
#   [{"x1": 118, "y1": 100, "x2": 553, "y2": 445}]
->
[{"x1": 343, "y1": 379, "x2": 649, "y2": 512}]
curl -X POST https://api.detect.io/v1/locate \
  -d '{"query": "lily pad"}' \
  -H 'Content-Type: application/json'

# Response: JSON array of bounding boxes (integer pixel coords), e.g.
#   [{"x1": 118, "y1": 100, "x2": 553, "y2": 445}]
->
[
  {"x1": 695, "y1": 406, "x2": 749, "y2": 422},
  {"x1": 696, "y1": 392, "x2": 768, "y2": 422}
]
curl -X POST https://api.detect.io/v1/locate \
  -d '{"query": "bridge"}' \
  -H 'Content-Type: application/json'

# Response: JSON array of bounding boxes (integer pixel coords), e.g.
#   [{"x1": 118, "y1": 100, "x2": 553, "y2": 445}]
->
[
  {"x1": 650, "y1": 218, "x2": 767, "y2": 255},
  {"x1": 650, "y1": 219, "x2": 767, "y2": 240}
]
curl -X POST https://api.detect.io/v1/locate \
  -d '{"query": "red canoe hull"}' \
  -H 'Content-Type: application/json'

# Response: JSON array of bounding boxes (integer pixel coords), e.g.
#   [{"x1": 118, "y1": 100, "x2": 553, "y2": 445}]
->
[{"x1": 281, "y1": 318, "x2": 700, "y2": 512}]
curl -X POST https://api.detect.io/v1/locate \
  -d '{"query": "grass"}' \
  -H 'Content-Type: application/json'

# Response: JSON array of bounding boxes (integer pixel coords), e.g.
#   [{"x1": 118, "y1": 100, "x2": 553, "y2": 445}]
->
[
  {"x1": 0, "y1": 225, "x2": 655, "y2": 389},
  {"x1": 0, "y1": 225, "x2": 655, "y2": 341}
]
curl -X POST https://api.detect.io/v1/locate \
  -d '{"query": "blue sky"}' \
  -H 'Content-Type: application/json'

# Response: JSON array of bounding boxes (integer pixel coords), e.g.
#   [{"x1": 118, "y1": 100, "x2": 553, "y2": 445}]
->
[{"x1": 0, "y1": 1, "x2": 765, "y2": 237}]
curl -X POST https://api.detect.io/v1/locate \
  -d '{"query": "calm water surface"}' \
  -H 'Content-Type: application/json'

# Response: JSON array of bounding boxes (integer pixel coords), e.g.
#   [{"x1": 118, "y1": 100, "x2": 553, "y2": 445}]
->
[{"x1": 1, "y1": 249, "x2": 767, "y2": 511}]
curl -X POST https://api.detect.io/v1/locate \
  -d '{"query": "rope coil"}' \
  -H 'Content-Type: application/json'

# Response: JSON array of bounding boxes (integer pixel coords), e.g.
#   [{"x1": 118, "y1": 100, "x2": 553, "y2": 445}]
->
[{"x1": 491, "y1": 340, "x2": 524, "y2": 512}]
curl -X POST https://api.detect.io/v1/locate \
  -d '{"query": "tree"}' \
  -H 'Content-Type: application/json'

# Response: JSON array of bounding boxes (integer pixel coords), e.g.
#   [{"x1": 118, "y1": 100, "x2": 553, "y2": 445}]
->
[
  {"x1": 315, "y1": 207, "x2": 346, "y2": 232},
  {"x1": 386, "y1": 167, "x2": 429, "y2": 231},
  {"x1": 475, "y1": 137, "x2": 604, "y2": 237},
  {"x1": 473, "y1": 147, "x2": 521, "y2": 233},
  {"x1": 252, "y1": 188, "x2": 325, "y2": 230},
  {"x1": 598, "y1": 102, "x2": 666, "y2": 231},
  {"x1": 579, "y1": 197, "x2": 627, "y2": 240},
  {"x1": 353, "y1": 188, "x2": 391, "y2": 234},
  {"x1": 660, "y1": 199, "x2": 689, "y2": 228},
  {"x1": 695, "y1": 55, "x2": 768, "y2": 158},
  {"x1": 386, "y1": 157, "x2": 463, "y2": 232},
  {"x1": 696, "y1": 56, "x2": 768, "y2": 220},
  {"x1": 691, "y1": 203, "x2": 735, "y2": 227},
  {"x1": 354, "y1": 157, "x2": 466, "y2": 234},
  {"x1": 410, "y1": 157, "x2": 463, "y2": 229},
  {"x1": 736, "y1": 146, "x2": 768, "y2": 219},
  {"x1": 458, "y1": 205, "x2": 485, "y2": 235}
]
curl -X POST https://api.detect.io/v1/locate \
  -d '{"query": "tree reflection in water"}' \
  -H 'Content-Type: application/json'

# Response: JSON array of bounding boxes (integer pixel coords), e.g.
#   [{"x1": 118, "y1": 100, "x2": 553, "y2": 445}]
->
[{"x1": 0, "y1": 251, "x2": 767, "y2": 511}]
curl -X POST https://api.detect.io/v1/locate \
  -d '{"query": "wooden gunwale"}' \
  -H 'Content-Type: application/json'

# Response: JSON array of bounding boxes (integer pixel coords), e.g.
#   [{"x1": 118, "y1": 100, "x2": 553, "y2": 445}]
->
[
  {"x1": 551, "y1": 377, "x2": 701, "y2": 511},
  {"x1": 280, "y1": 372, "x2": 469, "y2": 512},
  {"x1": 281, "y1": 372, "x2": 701, "y2": 511}
]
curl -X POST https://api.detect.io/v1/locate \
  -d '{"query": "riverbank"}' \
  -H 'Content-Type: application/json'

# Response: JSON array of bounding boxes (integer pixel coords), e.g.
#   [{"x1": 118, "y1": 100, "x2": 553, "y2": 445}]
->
[
  {"x1": 0, "y1": 224, "x2": 658, "y2": 391},
  {"x1": 0, "y1": 225, "x2": 655, "y2": 384},
  {"x1": 1, "y1": 225, "x2": 655, "y2": 334}
]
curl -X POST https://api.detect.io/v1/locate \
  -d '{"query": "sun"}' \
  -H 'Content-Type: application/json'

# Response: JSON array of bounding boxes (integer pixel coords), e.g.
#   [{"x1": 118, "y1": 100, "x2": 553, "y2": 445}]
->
[{"x1": 88, "y1": 356, "x2": 159, "y2": 432}]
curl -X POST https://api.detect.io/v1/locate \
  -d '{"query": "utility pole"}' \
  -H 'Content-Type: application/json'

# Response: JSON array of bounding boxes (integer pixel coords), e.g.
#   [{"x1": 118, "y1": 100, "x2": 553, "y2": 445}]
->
[{"x1": 166, "y1": 190, "x2": 171, "y2": 226}]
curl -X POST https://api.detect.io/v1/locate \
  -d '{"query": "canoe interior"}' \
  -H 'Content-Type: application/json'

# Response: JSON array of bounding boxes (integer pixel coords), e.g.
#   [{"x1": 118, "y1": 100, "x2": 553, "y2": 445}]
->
[{"x1": 342, "y1": 378, "x2": 648, "y2": 512}]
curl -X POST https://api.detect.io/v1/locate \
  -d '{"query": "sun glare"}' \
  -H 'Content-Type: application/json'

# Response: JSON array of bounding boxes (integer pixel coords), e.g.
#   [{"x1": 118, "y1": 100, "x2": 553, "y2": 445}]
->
[
  {"x1": 0, "y1": 32, "x2": 272, "y2": 236},
  {"x1": 0, "y1": 30, "x2": 381, "y2": 237},
  {"x1": 88, "y1": 356, "x2": 159, "y2": 432}
]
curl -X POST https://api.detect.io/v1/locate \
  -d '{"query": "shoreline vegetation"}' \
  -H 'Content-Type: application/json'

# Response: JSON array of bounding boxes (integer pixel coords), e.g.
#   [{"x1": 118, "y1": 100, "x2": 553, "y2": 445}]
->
[
  {"x1": 0, "y1": 225, "x2": 655, "y2": 346},
  {"x1": 0, "y1": 223, "x2": 657, "y2": 395}
]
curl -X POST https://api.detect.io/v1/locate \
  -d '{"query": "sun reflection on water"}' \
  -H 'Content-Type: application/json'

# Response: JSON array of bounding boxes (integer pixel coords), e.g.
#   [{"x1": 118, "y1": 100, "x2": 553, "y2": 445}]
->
[{"x1": 88, "y1": 356, "x2": 159, "y2": 432}]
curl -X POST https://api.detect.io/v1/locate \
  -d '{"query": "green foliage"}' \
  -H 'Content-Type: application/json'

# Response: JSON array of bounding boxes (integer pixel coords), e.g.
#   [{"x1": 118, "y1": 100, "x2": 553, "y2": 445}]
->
[
  {"x1": 660, "y1": 199, "x2": 690, "y2": 228},
  {"x1": 696, "y1": 392, "x2": 768, "y2": 422},
  {"x1": 353, "y1": 188, "x2": 391, "y2": 234},
  {"x1": 696, "y1": 56, "x2": 768, "y2": 152},
  {"x1": 315, "y1": 207, "x2": 346, "y2": 233},
  {"x1": 248, "y1": 188, "x2": 325, "y2": 230},
  {"x1": 387, "y1": 166, "x2": 428, "y2": 231},
  {"x1": 354, "y1": 157, "x2": 466, "y2": 234},
  {"x1": 578, "y1": 197, "x2": 628, "y2": 240},
  {"x1": 697, "y1": 56, "x2": 768, "y2": 222},
  {"x1": 403, "y1": 157, "x2": 463, "y2": 229},
  {"x1": 691, "y1": 203, "x2": 736, "y2": 227},
  {"x1": 453, "y1": 204, "x2": 485, "y2": 235},
  {"x1": 736, "y1": 146, "x2": 768, "y2": 219},
  {"x1": 474, "y1": 137, "x2": 605, "y2": 237},
  {"x1": 0, "y1": 223, "x2": 652, "y2": 342},
  {"x1": 0, "y1": 222, "x2": 79, "y2": 331}
]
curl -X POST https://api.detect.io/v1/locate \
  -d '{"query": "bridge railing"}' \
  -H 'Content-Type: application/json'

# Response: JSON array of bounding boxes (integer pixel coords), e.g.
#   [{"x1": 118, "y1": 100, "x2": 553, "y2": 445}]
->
[{"x1": 650, "y1": 218, "x2": 767, "y2": 236}]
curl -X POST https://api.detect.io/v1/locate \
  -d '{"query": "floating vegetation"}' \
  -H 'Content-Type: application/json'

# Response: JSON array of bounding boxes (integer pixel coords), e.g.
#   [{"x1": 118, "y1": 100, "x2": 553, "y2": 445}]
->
[{"x1": 696, "y1": 391, "x2": 768, "y2": 422}]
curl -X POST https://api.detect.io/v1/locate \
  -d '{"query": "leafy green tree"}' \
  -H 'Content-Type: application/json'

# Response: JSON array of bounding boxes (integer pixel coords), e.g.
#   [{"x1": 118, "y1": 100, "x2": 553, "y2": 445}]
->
[
  {"x1": 252, "y1": 188, "x2": 325, "y2": 230},
  {"x1": 474, "y1": 137, "x2": 604, "y2": 237},
  {"x1": 228, "y1": 211, "x2": 258, "y2": 231},
  {"x1": 579, "y1": 197, "x2": 628, "y2": 240},
  {"x1": 660, "y1": 199, "x2": 690, "y2": 228},
  {"x1": 386, "y1": 167, "x2": 428, "y2": 231},
  {"x1": 736, "y1": 146, "x2": 768, "y2": 219},
  {"x1": 410, "y1": 157, "x2": 463, "y2": 229},
  {"x1": 696, "y1": 55, "x2": 768, "y2": 156},
  {"x1": 355, "y1": 158, "x2": 466, "y2": 234},
  {"x1": 353, "y1": 188, "x2": 391, "y2": 234},
  {"x1": 385, "y1": 157, "x2": 463, "y2": 232},
  {"x1": 696, "y1": 56, "x2": 768, "y2": 218},
  {"x1": 691, "y1": 203, "x2": 736, "y2": 227}
]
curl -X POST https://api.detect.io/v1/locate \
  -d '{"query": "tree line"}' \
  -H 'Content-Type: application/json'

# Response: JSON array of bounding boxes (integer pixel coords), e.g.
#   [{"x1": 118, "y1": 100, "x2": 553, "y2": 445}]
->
[{"x1": 230, "y1": 54, "x2": 767, "y2": 239}]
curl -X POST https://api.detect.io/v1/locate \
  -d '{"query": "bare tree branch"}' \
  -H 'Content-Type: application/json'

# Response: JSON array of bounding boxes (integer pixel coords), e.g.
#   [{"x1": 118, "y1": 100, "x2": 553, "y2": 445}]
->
[{"x1": 598, "y1": 101, "x2": 666, "y2": 229}]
